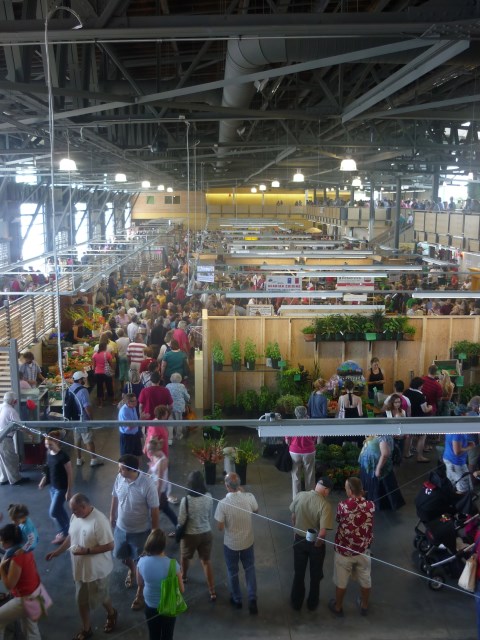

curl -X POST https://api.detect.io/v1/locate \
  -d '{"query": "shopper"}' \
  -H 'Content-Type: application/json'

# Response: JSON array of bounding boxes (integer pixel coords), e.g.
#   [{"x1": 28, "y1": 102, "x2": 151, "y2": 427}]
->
[{"x1": 286, "y1": 406, "x2": 317, "y2": 498}]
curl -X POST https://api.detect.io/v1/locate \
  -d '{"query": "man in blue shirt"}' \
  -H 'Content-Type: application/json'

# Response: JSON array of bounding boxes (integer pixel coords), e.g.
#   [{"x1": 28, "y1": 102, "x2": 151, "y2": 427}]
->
[{"x1": 443, "y1": 433, "x2": 475, "y2": 494}]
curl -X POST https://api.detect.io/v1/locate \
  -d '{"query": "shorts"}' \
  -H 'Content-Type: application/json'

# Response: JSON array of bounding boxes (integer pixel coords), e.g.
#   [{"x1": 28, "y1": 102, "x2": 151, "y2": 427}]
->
[
  {"x1": 75, "y1": 576, "x2": 111, "y2": 609},
  {"x1": 120, "y1": 432, "x2": 143, "y2": 456},
  {"x1": 467, "y1": 444, "x2": 480, "y2": 469},
  {"x1": 443, "y1": 459, "x2": 472, "y2": 493},
  {"x1": 333, "y1": 550, "x2": 371, "y2": 589},
  {"x1": 74, "y1": 427, "x2": 94, "y2": 445},
  {"x1": 113, "y1": 526, "x2": 149, "y2": 562},
  {"x1": 180, "y1": 531, "x2": 212, "y2": 562}
]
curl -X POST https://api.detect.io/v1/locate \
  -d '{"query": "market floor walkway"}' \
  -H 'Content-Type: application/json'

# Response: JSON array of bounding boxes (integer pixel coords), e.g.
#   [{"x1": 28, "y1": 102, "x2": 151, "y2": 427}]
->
[{"x1": 3, "y1": 417, "x2": 478, "y2": 640}]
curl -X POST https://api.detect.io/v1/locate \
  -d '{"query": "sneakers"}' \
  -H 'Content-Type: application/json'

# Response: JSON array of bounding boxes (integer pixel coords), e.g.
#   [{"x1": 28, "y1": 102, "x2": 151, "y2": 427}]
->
[
  {"x1": 248, "y1": 600, "x2": 258, "y2": 615},
  {"x1": 76, "y1": 458, "x2": 84, "y2": 467},
  {"x1": 167, "y1": 496, "x2": 179, "y2": 504},
  {"x1": 90, "y1": 458, "x2": 104, "y2": 467}
]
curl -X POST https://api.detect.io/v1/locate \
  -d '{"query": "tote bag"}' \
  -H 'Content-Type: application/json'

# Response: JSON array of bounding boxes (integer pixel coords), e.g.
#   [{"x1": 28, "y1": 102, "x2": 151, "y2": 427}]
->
[
  {"x1": 23, "y1": 583, "x2": 53, "y2": 621},
  {"x1": 458, "y1": 554, "x2": 477, "y2": 592},
  {"x1": 275, "y1": 442, "x2": 293, "y2": 472},
  {"x1": 157, "y1": 559, "x2": 187, "y2": 617}
]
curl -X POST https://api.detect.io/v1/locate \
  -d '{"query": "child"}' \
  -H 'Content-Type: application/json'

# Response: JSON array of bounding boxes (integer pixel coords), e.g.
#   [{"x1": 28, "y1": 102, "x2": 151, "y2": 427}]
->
[
  {"x1": 144, "y1": 405, "x2": 178, "y2": 504},
  {"x1": 166, "y1": 372, "x2": 190, "y2": 439},
  {"x1": 7, "y1": 504, "x2": 39, "y2": 553}
]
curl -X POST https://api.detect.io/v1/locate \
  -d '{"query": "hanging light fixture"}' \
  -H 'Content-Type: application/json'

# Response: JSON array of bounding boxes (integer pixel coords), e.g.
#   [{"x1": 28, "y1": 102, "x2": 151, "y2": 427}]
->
[
  {"x1": 59, "y1": 157, "x2": 77, "y2": 171},
  {"x1": 271, "y1": 179, "x2": 280, "y2": 188},
  {"x1": 259, "y1": 184, "x2": 267, "y2": 191},
  {"x1": 141, "y1": 180, "x2": 151, "y2": 189},
  {"x1": 340, "y1": 150, "x2": 357, "y2": 171},
  {"x1": 351, "y1": 177, "x2": 362, "y2": 187},
  {"x1": 115, "y1": 173, "x2": 127, "y2": 182},
  {"x1": 293, "y1": 169, "x2": 304, "y2": 183},
  {"x1": 166, "y1": 187, "x2": 173, "y2": 193},
  {"x1": 251, "y1": 187, "x2": 257, "y2": 193},
  {"x1": 157, "y1": 184, "x2": 165, "y2": 191}
]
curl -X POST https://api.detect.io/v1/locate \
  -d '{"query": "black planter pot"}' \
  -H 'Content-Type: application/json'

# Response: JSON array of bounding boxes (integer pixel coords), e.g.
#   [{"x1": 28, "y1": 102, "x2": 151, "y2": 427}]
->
[
  {"x1": 271, "y1": 359, "x2": 280, "y2": 369},
  {"x1": 231, "y1": 360, "x2": 241, "y2": 371},
  {"x1": 343, "y1": 332, "x2": 355, "y2": 341},
  {"x1": 235, "y1": 462, "x2": 247, "y2": 485},
  {"x1": 246, "y1": 360, "x2": 256, "y2": 371},
  {"x1": 204, "y1": 462, "x2": 217, "y2": 485},
  {"x1": 471, "y1": 355, "x2": 479, "y2": 367},
  {"x1": 213, "y1": 362, "x2": 223, "y2": 371},
  {"x1": 334, "y1": 332, "x2": 343, "y2": 341}
]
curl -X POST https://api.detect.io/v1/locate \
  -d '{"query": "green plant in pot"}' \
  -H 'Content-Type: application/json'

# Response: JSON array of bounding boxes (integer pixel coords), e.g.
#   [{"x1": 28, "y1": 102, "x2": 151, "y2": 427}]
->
[
  {"x1": 244, "y1": 337, "x2": 257, "y2": 370},
  {"x1": 275, "y1": 393, "x2": 304, "y2": 417},
  {"x1": 265, "y1": 341, "x2": 281, "y2": 368},
  {"x1": 236, "y1": 389, "x2": 259, "y2": 416},
  {"x1": 403, "y1": 325, "x2": 416, "y2": 341},
  {"x1": 343, "y1": 315, "x2": 360, "y2": 341},
  {"x1": 383, "y1": 317, "x2": 401, "y2": 340},
  {"x1": 301, "y1": 323, "x2": 316, "y2": 342},
  {"x1": 330, "y1": 314, "x2": 346, "y2": 340},
  {"x1": 468, "y1": 342, "x2": 480, "y2": 367},
  {"x1": 230, "y1": 339, "x2": 242, "y2": 371},
  {"x1": 233, "y1": 436, "x2": 260, "y2": 485},
  {"x1": 212, "y1": 341, "x2": 225, "y2": 370}
]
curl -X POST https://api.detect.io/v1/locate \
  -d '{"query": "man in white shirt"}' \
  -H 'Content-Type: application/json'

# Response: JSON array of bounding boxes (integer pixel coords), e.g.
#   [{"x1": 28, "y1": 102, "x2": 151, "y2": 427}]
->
[
  {"x1": 0, "y1": 391, "x2": 29, "y2": 485},
  {"x1": 46, "y1": 493, "x2": 117, "y2": 638},
  {"x1": 214, "y1": 472, "x2": 259, "y2": 614}
]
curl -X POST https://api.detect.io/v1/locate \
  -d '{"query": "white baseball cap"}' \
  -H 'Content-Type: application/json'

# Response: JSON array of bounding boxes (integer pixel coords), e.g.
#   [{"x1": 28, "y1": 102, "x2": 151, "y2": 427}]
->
[{"x1": 72, "y1": 371, "x2": 86, "y2": 381}]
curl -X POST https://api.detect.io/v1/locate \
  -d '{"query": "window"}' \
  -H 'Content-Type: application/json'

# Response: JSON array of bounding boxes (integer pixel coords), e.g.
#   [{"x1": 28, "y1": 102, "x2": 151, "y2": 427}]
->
[
  {"x1": 146, "y1": 196, "x2": 154, "y2": 205},
  {"x1": 165, "y1": 195, "x2": 180, "y2": 205},
  {"x1": 20, "y1": 202, "x2": 45, "y2": 260}
]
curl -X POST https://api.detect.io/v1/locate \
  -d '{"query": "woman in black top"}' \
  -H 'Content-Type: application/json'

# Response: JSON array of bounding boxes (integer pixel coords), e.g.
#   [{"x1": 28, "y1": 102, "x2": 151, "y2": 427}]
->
[
  {"x1": 38, "y1": 430, "x2": 73, "y2": 545},
  {"x1": 367, "y1": 357, "x2": 385, "y2": 400}
]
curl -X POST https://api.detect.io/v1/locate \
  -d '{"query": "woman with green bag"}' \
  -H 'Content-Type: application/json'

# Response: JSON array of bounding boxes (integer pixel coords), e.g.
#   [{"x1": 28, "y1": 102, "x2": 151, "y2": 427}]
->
[{"x1": 137, "y1": 529, "x2": 185, "y2": 640}]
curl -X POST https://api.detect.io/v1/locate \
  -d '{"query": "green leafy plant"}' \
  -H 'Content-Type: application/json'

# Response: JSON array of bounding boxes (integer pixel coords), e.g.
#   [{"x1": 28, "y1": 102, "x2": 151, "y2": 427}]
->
[
  {"x1": 403, "y1": 325, "x2": 416, "y2": 337},
  {"x1": 212, "y1": 341, "x2": 225, "y2": 365},
  {"x1": 265, "y1": 341, "x2": 281, "y2": 360},
  {"x1": 258, "y1": 386, "x2": 279, "y2": 414},
  {"x1": 236, "y1": 389, "x2": 259, "y2": 414},
  {"x1": 275, "y1": 393, "x2": 305, "y2": 416},
  {"x1": 460, "y1": 383, "x2": 480, "y2": 405},
  {"x1": 244, "y1": 338, "x2": 257, "y2": 363},
  {"x1": 233, "y1": 436, "x2": 260, "y2": 465},
  {"x1": 370, "y1": 309, "x2": 385, "y2": 332},
  {"x1": 453, "y1": 340, "x2": 470, "y2": 355},
  {"x1": 230, "y1": 339, "x2": 242, "y2": 363},
  {"x1": 301, "y1": 323, "x2": 316, "y2": 335}
]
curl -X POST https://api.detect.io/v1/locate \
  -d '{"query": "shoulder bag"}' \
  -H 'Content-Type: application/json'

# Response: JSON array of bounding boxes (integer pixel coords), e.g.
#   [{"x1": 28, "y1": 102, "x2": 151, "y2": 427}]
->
[
  {"x1": 104, "y1": 352, "x2": 113, "y2": 377},
  {"x1": 23, "y1": 583, "x2": 53, "y2": 621},
  {"x1": 157, "y1": 559, "x2": 187, "y2": 617},
  {"x1": 458, "y1": 553, "x2": 477, "y2": 592},
  {"x1": 175, "y1": 497, "x2": 189, "y2": 542},
  {"x1": 275, "y1": 442, "x2": 293, "y2": 473}
]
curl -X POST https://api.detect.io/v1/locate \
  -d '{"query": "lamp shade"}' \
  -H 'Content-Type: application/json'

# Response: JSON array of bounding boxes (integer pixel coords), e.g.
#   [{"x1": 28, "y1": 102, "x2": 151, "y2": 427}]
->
[
  {"x1": 157, "y1": 184, "x2": 165, "y2": 191},
  {"x1": 293, "y1": 169, "x2": 304, "y2": 182},
  {"x1": 166, "y1": 187, "x2": 173, "y2": 193},
  {"x1": 351, "y1": 177, "x2": 362, "y2": 187},
  {"x1": 340, "y1": 158, "x2": 357, "y2": 171},
  {"x1": 259, "y1": 183, "x2": 267, "y2": 191},
  {"x1": 115, "y1": 173, "x2": 127, "y2": 182},
  {"x1": 141, "y1": 180, "x2": 151, "y2": 189},
  {"x1": 271, "y1": 179, "x2": 280, "y2": 188},
  {"x1": 59, "y1": 157, "x2": 77, "y2": 171},
  {"x1": 251, "y1": 187, "x2": 257, "y2": 193}
]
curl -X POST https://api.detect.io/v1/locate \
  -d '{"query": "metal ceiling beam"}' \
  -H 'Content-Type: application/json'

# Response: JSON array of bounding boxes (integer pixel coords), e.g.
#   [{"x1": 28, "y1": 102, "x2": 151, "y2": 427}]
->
[
  {"x1": 342, "y1": 40, "x2": 470, "y2": 123},
  {"x1": 0, "y1": 39, "x2": 431, "y2": 129},
  {"x1": 363, "y1": 94, "x2": 480, "y2": 119},
  {"x1": 0, "y1": 10, "x2": 477, "y2": 43}
]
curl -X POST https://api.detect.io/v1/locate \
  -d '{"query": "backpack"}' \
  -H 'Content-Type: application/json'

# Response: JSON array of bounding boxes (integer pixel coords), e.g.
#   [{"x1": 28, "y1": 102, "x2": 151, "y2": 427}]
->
[{"x1": 64, "y1": 386, "x2": 83, "y2": 421}]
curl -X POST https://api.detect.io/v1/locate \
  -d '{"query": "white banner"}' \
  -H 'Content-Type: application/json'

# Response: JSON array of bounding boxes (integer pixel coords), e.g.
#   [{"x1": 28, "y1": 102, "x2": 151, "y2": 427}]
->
[
  {"x1": 266, "y1": 275, "x2": 302, "y2": 292},
  {"x1": 196, "y1": 265, "x2": 215, "y2": 283},
  {"x1": 336, "y1": 276, "x2": 374, "y2": 291}
]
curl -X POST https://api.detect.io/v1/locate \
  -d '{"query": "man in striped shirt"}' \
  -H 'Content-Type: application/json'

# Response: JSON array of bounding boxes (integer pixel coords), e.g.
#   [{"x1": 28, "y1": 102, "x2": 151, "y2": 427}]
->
[{"x1": 126, "y1": 334, "x2": 146, "y2": 372}]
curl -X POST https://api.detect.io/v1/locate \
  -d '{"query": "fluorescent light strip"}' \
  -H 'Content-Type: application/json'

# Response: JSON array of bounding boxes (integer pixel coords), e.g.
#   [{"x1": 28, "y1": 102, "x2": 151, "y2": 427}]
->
[
  {"x1": 296, "y1": 272, "x2": 387, "y2": 278},
  {"x1": 229, "y1": 251, "x2": 373, "y2": 257},
  {"x1": 259, "y1": 264, "x2": 422, "y2": 272},
  {"x1": 411, "y1": 291, "x2": 480, "y2": 299}
]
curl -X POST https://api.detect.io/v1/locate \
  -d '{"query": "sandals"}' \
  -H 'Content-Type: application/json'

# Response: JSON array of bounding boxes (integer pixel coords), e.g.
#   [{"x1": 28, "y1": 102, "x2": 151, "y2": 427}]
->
[
  {"x1": 210, "y1": 592, "x2": 217, "y2": 602},
  {"x1": 72, "y1": 629, "x2": 93, "y2": 640},
  {"x1": 124, "y1": 571, "x2": 134, "y2": 588},
  {"x1": 104, "y1": 609, "x2": 118, "y2": 633}
]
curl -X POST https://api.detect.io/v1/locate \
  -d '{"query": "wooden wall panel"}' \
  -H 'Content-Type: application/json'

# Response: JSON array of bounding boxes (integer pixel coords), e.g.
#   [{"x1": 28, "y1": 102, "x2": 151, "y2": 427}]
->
[
  {"x1": 414, "y1": 211, "x2": 425, "y2": 232},
  {"x1": 436, "y1": 216, "x2": 449, "y2": 234},
  {"x1": 464, "y1": 216, "x2": 480, "y2": 239},
  {"x1": 425, "y1": 212, "x2": 436, "y2": 233},
  {"x1": 449, "y1": 214, "x2": 464, "y2": 235},
  {"x1": 203, "y1": 316, "x2": 480, "y2": 409}
]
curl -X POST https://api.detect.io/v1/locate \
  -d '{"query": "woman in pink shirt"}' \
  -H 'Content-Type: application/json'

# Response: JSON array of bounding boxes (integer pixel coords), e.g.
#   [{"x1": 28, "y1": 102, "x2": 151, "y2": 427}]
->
[
  {"x1": 91, "y1": 342, "x2": 114, "y2": 407},
  {"x1": 285, "y1": 405, "x2": 318, "y2": 498}
]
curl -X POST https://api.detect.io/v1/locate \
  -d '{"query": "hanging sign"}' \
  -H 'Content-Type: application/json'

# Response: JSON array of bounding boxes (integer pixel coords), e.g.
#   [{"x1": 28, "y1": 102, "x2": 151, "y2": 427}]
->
[
  {"x1": 266, "y1": 275, "x2": 302, "y2": 292},
  {"x1": 196, "y1": 265, "x2": 215, "y2": 283}
]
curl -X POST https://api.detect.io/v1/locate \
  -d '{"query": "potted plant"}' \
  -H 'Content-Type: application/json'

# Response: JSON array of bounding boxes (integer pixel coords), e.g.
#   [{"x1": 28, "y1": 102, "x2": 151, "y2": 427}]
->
[
  {"x1": 244, "y1": 337, "x2": 257, "y2": 370},
  {"x1": 191, "y1": 436, "x2": 225, "y2": 485},
  {"x1": 364, "y1": 320, "x2": 377, "y2": 341},
  {"x1": 316, "y1": 315, "x2": 335, "y2": 341},
  {"x1": 330, "y1": 314, "x2": 346, "y2": 341},
  {"x1": 212, "y1": 341, "x2": 225, "y2": 371},
  {"x1": 202, "y1": 403, "x2": 225, "y2": 440},
  {"x1": 236, "y1": 389, "x2": 259, "y2": 416},
  {"x1": 275, "y1": 394, "x2": 304, "y2": 417},
  {"x1": 383, "y1": 317, "x2": 401, "y2": 340},
  {"x1": 230, "y1": 339, "x2": 242, "y2": 371},
  {"x1": 468, "y1": 342, "x2": 480, "y2": 367},
  {"x1": 403, "y1": 325, "x2": 416, "y2": 341},
  {"x1": 301, "y1": 323, "x2": 316, "y2": 342},
  {"x1": 232, "y1": 436, "x2": 260, "y2": 485},
  {"x1": 265, "y1": 341, "x2": 281, "y2": 368},
  {"x1": 343, "y1": 315, "x2": 360, "y2": 341}
]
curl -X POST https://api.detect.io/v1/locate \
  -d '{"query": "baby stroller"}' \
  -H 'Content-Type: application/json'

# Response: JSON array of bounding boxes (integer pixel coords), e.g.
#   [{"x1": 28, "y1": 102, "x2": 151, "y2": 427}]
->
[{"x1": 414, "y1": 469, "x2": 479, "y2": 590}]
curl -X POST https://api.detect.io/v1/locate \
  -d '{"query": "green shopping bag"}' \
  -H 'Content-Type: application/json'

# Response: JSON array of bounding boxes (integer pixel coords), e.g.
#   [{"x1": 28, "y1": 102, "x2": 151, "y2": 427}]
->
[{"x1": 157, "y1": 559, "x2": 187, "y2": 617}]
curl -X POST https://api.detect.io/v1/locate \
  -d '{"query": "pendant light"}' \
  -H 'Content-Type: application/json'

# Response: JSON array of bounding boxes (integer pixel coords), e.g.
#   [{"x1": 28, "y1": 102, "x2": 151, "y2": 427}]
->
[{"x1": 293, "y1": 169, "x2": 304, "y2": 183}]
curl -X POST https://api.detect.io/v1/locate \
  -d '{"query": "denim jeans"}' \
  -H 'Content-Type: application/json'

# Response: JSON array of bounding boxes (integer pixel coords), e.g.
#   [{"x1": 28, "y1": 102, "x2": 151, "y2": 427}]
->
[
  {"x1": 291, "y1": 535, "x2": 326, "y2": 610},
  {"x1": 223, "y1": 544, "x2": 257, "y2": 604},
  {"x1": 49, "y1": 487, "x2": 69, "y2": 536},
  {"x1": 145, "y1": 605, "x2": 176, "y2": 640}
]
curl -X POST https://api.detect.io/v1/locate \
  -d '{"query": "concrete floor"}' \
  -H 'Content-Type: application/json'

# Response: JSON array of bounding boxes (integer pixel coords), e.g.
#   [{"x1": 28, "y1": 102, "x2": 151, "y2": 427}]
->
[{"x1": 3, "y1": 415, "x2": 478, "y2": 640}]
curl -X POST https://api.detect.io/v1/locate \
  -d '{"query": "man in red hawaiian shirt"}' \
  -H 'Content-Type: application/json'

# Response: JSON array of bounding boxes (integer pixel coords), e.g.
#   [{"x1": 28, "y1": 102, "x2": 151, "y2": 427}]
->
[{"x1": 328, "y1": 477, "x2": 375, "y2": 617}]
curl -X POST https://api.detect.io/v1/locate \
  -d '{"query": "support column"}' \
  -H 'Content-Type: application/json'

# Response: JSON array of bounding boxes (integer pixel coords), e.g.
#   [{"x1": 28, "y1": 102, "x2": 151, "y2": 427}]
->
[
  {"x1": 350, "y1": 186, "x2": 355, "y2": 206},
  {"x1": 432, "y1": 169, "x2": 440, "y2": 203},
  {"x1": 369, "y1": 182, "x2": 375, "y2": 242},
  {"x1": 394, "y1": 176, "x2": 401, "y2": 250}
]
